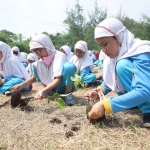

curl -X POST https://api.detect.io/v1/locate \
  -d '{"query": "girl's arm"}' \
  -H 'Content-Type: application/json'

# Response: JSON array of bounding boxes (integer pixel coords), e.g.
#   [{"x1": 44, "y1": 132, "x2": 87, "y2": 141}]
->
[
  {"x1": 21, "y1": 76, "x2": 36, "y2": 87},
  {"x1": 103, "y1": 53, "x2": 150, "y2": 114},
  {"x1": 12, "y1": 76, "x2": 36, "y2": 91},
  {"x1": 97, "y1": 81, "x2": 111, "y2": 95},
  {"x1": 41, "y1": 77, "x2": 61, "y2": 93},
  {"x1": 34, "y1": 77, "x2": 62, "y2": 100}
]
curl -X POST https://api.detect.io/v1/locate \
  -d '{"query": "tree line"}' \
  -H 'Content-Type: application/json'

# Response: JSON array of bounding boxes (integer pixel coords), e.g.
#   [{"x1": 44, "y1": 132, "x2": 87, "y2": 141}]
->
[{"x1": 0, "y1": 1, "x2": 150, "y2": 53}]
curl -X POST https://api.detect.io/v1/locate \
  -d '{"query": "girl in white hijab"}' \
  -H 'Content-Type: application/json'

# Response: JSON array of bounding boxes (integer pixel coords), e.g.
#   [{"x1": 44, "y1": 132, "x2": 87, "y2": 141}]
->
[
  {"x1": 20, "y1": 52, "x2": 28, "y2": 68},
  {"x1": 88, "y1": 50, "x2": 95, "y2": 64},
  {"x1": 60, "y1": 45, "x2": 72, "y2": 61},
  {"x1": 70, "y1": 41, "x2": 96, "y2": 87},
  {"x1": 12, "y1": 46, "x2": 28, "y2": 68},
  {"x1": 26, "y1": 53, "x2": 38, "y2": 76},
  {"x1": 93, "y1": 50, "x2": 106, "y2": 72},
  {"x1": 12, "y1": 46, "x2": 22, "y2": 61},
  {"x1": 12, "y1": 34, "x2": 76, "y2": 106},
  {"x1": 0, "y1": 41, "x2": 30, "y2": 94},
  {"x1": 84, "y1": 18, "x2": 150, "y2": 127}
]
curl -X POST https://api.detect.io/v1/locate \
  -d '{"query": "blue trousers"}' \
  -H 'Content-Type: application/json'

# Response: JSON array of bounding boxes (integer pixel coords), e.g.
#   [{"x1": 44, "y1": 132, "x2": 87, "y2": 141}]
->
[
  {"x1": 83, "y1": 73, "x2": 96, "y2": 84},
  {"x1": 33, "y1": 62, "x2": 76, "y2": 94},
  {"x1": 0, "y1": 78, "x2": 30, "y2": 94},
  {"x1": 117, "y1": 58, "x2": 150, "y2": 114},
  {"x1": 54, "y1": 62, "x2": 76, "y2": 94}
]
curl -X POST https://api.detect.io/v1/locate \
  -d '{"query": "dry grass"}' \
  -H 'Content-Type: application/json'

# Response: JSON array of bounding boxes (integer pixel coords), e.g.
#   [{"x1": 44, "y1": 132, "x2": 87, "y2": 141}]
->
[{"x1": 0, "y1": 67, "x2": 150, "y2": 150}]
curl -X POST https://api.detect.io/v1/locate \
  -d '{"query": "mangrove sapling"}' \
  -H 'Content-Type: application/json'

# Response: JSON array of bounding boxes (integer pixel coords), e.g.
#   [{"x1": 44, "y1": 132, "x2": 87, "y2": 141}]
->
[
  {"x1": 46, "y1": 92, "x2": 65, "y2": 110},
  {"x1": 86, "y1": 90, "x2": 106, "y2": 123},
  {"x1": 47, "y1": 71, "x2": 84, "y2": 109},
  {"x1": 10, "y1": 91, "x2": 65, "y2": 110},
  {"x1": 70, "y1": 71, "x2": 84, "y2": 88}
]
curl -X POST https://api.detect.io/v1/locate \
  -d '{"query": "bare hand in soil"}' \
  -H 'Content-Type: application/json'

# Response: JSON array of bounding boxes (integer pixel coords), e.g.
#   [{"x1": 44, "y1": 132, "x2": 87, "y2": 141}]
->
[
  {"x1": 84, "y1": 90, "x2": 99, "y2": 102},
  {"x1": 34, "y1": 90, "x2": 44, "y2": 100},
  {"x1": 88, "y1": 101, "x2": 105, "y2": 119},
  {"x1": 11, "y1": 84, "x2": 23, "y2": 91}
]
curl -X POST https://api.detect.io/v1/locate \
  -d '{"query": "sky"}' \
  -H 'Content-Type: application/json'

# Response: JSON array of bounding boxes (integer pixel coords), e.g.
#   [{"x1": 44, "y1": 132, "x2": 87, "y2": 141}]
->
[{"x1": 0, "y1": 0, "x2": 150, "y2": 39}]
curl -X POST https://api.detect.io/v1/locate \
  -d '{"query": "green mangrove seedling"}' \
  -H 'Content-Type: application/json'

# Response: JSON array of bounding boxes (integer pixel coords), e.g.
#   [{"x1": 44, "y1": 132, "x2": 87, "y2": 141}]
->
[
  {"x1": 70, "y1": 71, "x2": 84, "y2": 88},
  {"x1": 47, "y1": 92, "x2": 66, "y2": 110}
]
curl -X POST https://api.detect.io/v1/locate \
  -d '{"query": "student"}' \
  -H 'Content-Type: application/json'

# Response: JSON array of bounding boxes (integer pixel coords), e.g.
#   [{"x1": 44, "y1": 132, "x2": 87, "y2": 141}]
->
[
  {"x1": 88, "y1": 50, "x2": 95, "y2": 64},
  {"x1": 20, "y1": 52, "x2": 28, "y2": 68},
  {"x1": 93, "y1": 50, "x2": 106, "y2": 68},
  {"x1": 12, "y1": 46, "x2": 22, "y2": 61},
  {"x1": 70, "y1": 40, "x2": 96, "y2": 87},
  {"x1": 94, "y1": 50, "x2": 106, "y2": 81},
  {"x1": 84, "y1": 18, "x2": 150, "y2": 127},
  {"x1": 26, "y1": 53, "x2": 38, "y2": 76},
  {"x1": 0, "y1": 41, "x2": 31, "y2": 94},
  {"x1": 12, "y1": 46, "x2": 28, "y2": 68},
  {"x1": 60, "y1": 45, "x2": 72, "y2": 61},
  {"x1": 12, "y1": 34, "x2": 76, "y2": 106},
  {"x1": 95, "y1": 51, "x2": 99, "y2": 60}
]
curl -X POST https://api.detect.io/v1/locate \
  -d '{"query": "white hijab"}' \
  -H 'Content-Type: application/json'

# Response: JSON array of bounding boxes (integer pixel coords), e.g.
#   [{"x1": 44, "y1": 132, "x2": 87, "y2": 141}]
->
[
  {"x1": 11, "y1": 46, "x2": 22, "y2": 61},
  {"x1": 27, "y1": 53, "x2": 38, "y2": 62},
  {"x1": 21, "y1": 52, "x2": 28, "y2": 62},
  {"x1": 60, "y1": 45, "x2": 72, "y2": 60},
  {"x1": 99, "y1": 51, "x2": 106, "y2": 61},
  {"x1": 0, "y1": 42, "x2": 30, "y2": 79},
  {"x1": 70, "y1": 40, "x2": 93, "y2": 73},
  {"x1": 29, "y1": 34, "x2": 67, "y2": 85},
  {"x1": 88, "y1": 50, "x2": 95, "y2": 59},
  {"x1": 26, "y1": 53, "x2": 38, "y2": 76},
  {"x1": 95, "y1": 18, "x2": 150, "y2": 92}
]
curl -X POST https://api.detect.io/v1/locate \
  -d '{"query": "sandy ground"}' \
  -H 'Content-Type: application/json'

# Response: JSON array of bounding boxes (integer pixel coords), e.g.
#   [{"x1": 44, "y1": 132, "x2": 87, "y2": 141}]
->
[{"x1": 0, "y1": 66, "x2": 150, "y2": 150}]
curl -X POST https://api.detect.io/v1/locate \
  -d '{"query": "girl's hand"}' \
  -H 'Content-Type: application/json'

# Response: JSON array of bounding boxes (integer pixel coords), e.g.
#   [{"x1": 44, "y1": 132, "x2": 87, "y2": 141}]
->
[
  {"x1": 88, "y1": 101, "x2": 105, "y2": 119},
  {"x1": 84, "y1": 90, "x2": 99, "y2": 102},
  {"x1": 34, "y1": 90, "x2": 45, "y2": 100},
  {"x1": 11, "y1": 84, "x2": 23, "y2": 91}
]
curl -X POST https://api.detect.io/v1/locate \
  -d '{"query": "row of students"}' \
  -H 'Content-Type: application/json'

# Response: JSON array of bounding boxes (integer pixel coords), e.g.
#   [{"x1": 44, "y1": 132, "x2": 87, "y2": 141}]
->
[
  {"x1": 12, "y1": 36, "x2": 97, "y2": 102},
  {"x1": 0, "y1": 35, "x2": 97, "y2": 105},
  {"x1": 2, "y1": 17, "x2": 150, "y2": 127},
  {"x1": 12, "y1": 34, "x2": 76, "y2": 106}
]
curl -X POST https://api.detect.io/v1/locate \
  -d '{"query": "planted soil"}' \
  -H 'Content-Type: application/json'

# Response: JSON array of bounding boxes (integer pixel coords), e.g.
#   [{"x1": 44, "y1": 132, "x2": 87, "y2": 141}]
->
[
  {"x1": 50, "y1": 118, "x2": 62, "y2": 124},
  {"x1": 86, "y1": 105, "x2": 105, "y2": 123},
  {"x1": 65, "y1": 131, "x2": 74, "y2": 138}
]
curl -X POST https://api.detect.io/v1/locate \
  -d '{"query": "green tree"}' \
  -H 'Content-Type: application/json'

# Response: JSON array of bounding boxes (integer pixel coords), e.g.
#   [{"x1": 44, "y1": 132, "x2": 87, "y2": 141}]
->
[
  {"x1": 85, "y1": 2, "x2": 107, "y2": 50},
  {"x1": 64, "y1": 0, "x2": 86, "y2": 44}
]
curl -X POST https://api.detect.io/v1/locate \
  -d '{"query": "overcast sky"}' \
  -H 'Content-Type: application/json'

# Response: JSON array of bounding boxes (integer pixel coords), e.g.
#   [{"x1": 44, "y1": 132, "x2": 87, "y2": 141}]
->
[{"x1": 0, "y1": 0, "x2": 150, "y2": 38}]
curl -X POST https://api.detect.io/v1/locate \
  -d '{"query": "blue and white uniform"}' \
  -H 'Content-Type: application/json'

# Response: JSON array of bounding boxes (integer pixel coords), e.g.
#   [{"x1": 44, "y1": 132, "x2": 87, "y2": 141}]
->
[
  {"x1": 0, "y1": 42, "x2": 30, "y2": 94},
  {"x1": 29, "y1": 34, "x2": 76, "y2": 94},
  {"x1": 70, "y1": 41, "x2": 96, "y2": 84},
  {"x1": 94, "y1": 18, "x2": 150, "y2": 115}
]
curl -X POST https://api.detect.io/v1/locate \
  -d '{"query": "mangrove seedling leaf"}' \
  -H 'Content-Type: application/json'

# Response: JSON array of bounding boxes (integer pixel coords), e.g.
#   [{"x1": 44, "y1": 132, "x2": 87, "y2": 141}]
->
[
  {"x1": 81, "y1": 82, "x2": 84, "y2": 87},
  {"x1": 75, "y1": 74, "x2": 80, "y2": 78},
  {"x1": 55, "y1": 97, "x2": 65, "y2": 109},
  {"x1": 101, "y1": 121, "x2": 106, "y2": 128},
  {"x1": 53, "y1": 92, "x2": 60, "y2": 99},
  {"x1": 74, "y1": 80, "x2": 79, "y2": 88},
  {"x1": 47, "y1": 96, "x2": 51, "y2": 103},
  {"x1": 75, "y1": 71, "x2": 79, "y2": 75},
  {"x1": 70, "y1": 77, "x2": 77, "y2": 81}
]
